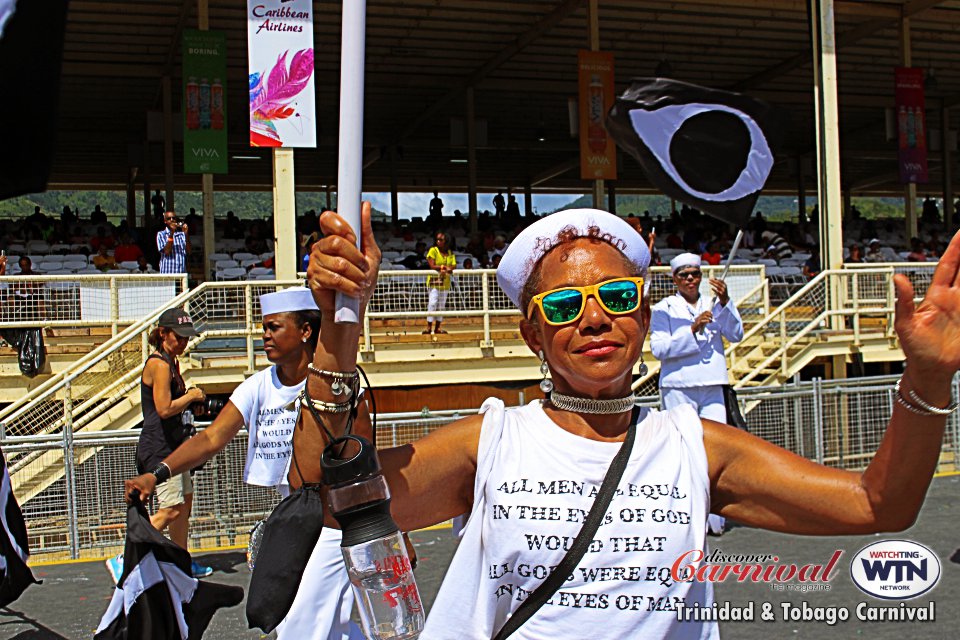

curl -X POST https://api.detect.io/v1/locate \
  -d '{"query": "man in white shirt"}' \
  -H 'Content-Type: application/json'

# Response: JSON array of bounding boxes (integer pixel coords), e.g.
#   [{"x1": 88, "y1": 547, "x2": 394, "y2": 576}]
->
[{"x1": 650, "y1": 253, "x2": 743, "y2": 535}]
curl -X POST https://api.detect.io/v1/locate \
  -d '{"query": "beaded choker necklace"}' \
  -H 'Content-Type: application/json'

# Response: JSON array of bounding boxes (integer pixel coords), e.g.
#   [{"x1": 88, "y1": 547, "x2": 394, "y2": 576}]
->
[{"x1": 548, "y1": 390, "x2": 638, "y2": 414}]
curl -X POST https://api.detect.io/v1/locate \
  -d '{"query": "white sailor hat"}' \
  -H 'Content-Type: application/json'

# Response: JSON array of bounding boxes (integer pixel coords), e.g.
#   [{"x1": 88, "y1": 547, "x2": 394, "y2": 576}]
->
[
  {"x1": 496, "y1": 208, "x2": 650, "y2": 309},
  {"x1": 669, "y1": 253, "x2": 701, "y2": 274},
  {"x1": 260, "y1": 287, "x2": 319, "y2": 318}
]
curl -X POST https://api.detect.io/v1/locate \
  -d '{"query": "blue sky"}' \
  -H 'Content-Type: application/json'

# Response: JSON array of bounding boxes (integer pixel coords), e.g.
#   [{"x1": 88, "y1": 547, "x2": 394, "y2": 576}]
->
[{"x1": 361, "y1": 191, "x2": 581, "y2": 220}]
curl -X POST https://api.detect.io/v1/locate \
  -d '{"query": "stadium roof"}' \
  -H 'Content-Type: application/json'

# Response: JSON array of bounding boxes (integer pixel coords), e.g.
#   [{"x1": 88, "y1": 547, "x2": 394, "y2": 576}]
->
[{"x1": 50, "y1": 0, "x2": 960, "y2": 197}]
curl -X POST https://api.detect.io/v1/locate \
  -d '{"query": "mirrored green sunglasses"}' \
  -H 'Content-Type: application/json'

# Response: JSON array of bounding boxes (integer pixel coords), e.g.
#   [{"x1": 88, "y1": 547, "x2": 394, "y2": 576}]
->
[{"x1": 527, "y1": 277, "x2": 644, "y2": 326}]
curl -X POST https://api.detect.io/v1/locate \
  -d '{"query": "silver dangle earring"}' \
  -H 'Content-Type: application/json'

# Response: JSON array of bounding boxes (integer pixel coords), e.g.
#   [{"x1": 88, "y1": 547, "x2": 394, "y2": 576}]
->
[
  {"x1": 538, "y1": 350, "x2": 553, "y2": 394},
  {"x1": 638, "y1": 356, "x2": 648, "y2": 377}
]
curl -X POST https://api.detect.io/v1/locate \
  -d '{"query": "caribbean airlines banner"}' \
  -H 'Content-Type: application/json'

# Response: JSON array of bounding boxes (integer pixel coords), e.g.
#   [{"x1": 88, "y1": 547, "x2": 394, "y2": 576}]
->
[
  {"x1": 182, "y1": 30, "x2": 228, "y2": 174},
  {"x1": 895, "y1": 67, "x2": 928, "y2": 184},
  {"x1": 578, "y1": 51, "x2": 617, "y2": 181},
  {"x1": 247, "y1": 0, "x2": 316, "y2": 147}
]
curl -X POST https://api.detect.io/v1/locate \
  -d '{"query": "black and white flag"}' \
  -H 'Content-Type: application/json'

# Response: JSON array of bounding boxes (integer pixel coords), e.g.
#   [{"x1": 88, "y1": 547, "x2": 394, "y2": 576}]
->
[
  {"x1": 95, "y1": 498, "x2": 243, "y2": 640},
  {"x1": 0, "y1": 446, "x2": 39, "y2": 607},
  {"x1": 606, "y1": 78, "x2": 787, "y2": 227}
]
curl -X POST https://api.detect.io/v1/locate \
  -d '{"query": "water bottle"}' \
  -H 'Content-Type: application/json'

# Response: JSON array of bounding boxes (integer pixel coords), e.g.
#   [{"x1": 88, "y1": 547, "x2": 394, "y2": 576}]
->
[{"x1": 322, "y1": 436, "x2": 424, "y2": 640}]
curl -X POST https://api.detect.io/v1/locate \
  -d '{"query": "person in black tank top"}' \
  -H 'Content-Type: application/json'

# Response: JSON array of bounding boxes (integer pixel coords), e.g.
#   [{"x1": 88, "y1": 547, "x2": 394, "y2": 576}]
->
[{"x1": 127, "y1": 308, "x2": 209, "y2": 577}]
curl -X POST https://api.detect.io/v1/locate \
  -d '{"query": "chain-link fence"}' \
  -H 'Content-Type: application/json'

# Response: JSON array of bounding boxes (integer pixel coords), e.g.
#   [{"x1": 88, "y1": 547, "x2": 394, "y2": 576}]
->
[{"x1": 6, "y1": 373, "x2": 957, "y2": 560}]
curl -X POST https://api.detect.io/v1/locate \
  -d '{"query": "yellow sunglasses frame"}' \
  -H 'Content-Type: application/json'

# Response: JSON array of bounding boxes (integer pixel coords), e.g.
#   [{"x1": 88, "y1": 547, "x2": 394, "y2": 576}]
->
[{"x1": 527, "y1": 276, "x2": 645, "y2": 326}]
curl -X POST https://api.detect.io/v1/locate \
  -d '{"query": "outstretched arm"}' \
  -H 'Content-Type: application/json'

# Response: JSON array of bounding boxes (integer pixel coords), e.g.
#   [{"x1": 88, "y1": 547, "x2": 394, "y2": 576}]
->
[
  {"x1": 707, "y1": 228, "x2": 960, "y2": 534},
  {"x1": 292, "y1": 202, "x2": 479, "y2": 530}
]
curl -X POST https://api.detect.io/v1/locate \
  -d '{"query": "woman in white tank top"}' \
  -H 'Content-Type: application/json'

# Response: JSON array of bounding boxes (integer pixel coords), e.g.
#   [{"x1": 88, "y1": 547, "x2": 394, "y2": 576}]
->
[{"x1": 295, "y1": 203, "x2": 960, "y2": 639}]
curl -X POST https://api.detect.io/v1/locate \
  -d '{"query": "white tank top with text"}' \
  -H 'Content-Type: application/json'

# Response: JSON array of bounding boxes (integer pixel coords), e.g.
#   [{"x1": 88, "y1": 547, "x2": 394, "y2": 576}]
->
[{"x1": 422, "y1": 399, "x2": 718, "y2": 640}]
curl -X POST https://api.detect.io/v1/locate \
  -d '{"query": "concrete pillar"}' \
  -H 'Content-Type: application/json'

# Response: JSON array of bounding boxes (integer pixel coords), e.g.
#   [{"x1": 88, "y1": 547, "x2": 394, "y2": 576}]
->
[
  {"x1": 901, "y1": 18, "x2": 918, "y2": 239},
  {"x1": 273, "y1": 149, "x2": 297, "y2": 280},
  {"x1": 162, "y1": 76, "x2": 175, "y2": 213}
]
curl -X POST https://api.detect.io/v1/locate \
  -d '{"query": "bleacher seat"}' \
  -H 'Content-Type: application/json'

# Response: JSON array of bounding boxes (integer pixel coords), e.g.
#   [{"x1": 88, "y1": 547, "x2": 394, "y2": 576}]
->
[
  {"x1": 215, "y1": 259, "x2": 240, "y2": 270},
  {"x1": 50, "y1": 243, "x2": 71, "y2": 253},
  {"x1": 207, "y1": 252, "x2": 232, "y2": 264},
  {"x1": 217, "y1": 267, "x2": 248, "y2": 280},
  {"x1": 118, "y1": 261, "x2": 139, "y2": 270},
  {"x1": 26, "y1": 241, "x2": 50, "y2": 253},
  {"x1": 247, "y1": 267, "x2": 274, "y2": 278},
  {"x1": 62, "y1": 253, "x2": 87, "y2": 263},
  {"x1": 5, "y1": 243, "x2": 26, "y2": 254},
  {"x1": 62, "y1": 261, "x2": 88, "y2": 272},
  {"x1": 232, "y1": 252, "x2": 258, "y2": 262},
  {"x1": 239, "y1": 258, "x2": 260, "y2": 268}
]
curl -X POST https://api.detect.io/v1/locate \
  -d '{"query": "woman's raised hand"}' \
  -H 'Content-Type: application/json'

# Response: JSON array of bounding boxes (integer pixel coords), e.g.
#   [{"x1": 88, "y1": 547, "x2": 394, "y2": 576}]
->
[
  {"x1": 894, "y1": 228, "x2": 960, "y2": 389},
  {"x1": 306, "y1": 201, "x2": 381, "y2": 318}
]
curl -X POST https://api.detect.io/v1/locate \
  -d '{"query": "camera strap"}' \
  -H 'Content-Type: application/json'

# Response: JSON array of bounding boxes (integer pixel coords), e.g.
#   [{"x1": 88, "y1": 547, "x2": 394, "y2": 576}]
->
[{"x1": 492, "y1": 405, "x2": 640, "y2": 640}]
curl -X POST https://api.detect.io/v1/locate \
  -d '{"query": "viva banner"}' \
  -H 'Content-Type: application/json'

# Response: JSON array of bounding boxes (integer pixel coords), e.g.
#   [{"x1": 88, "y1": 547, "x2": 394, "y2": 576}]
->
[
  {"x1": 182, "y1": 30, "x2": 228, "y2": 174},
  {"x1": 578, "y1": 50, "x2": 617, "y2": 181},
  {"x1": 247, "y1": 0, "x2": 316, "y2": 147},
  {"x1": 895, "y1": 67, "x2": 928, "y2": 184}
]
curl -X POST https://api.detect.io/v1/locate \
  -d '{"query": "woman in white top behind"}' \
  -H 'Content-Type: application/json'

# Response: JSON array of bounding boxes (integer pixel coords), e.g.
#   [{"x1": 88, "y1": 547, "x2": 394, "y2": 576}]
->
[
  {"x1": 294, "y1": 203, "x2": 960, "y2": 639},
  {"x1": 125, "y1": 287, "x2": 367, "y2": 640}
]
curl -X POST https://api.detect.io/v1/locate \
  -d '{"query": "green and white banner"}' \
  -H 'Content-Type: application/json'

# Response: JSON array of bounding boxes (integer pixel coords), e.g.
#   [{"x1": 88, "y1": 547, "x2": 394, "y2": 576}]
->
[{"x1": 182, "y1": 29, "x2": 228, "y2": 173}]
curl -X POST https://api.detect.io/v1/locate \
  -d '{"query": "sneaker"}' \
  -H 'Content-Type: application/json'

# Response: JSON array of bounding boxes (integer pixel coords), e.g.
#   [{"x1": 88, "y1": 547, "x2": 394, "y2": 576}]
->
[
  {"x1": 105, "y1": 553, "x2": 124, "y2": 584},
  {"x1": 191, "y1": 561, "x2": 213, "y2": 578}
]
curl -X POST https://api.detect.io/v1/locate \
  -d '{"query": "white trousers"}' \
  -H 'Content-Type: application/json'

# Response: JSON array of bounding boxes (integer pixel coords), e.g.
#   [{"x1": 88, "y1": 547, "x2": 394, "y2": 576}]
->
[
  {"x1": 427, "y1": 288, "x2": 449, "y2": 324},
  {"x1": 660, "y1": 385, "x2": 727, "y2": 423},
  {"x1": 661, "y1": 385, "x2": 727, "y2": 534},
  {"x1": 276, "y1": 527, "x2": 364, "y2": 640}
]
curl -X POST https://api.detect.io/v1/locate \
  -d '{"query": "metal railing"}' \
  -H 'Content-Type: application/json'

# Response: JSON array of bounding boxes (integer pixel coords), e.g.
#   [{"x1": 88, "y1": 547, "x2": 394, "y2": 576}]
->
[
  {"x1": 725, "y1": 265, "x2": 931, "y2": 388},
  {"x1": 6, "y1": 373, "x2": 956, "y2": 559},
  {"x1": 0, "y1": 266, "x2": 768, "y2": 441},
  {"x1": 0, "y1": 273, "x2": 189, "y2": 333}
]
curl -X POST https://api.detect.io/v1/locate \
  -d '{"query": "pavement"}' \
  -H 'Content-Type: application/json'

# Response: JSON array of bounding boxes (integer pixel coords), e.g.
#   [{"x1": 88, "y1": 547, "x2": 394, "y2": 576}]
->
[{"x1": 2, "y1": 475, "x2": 958, "y2": 640}]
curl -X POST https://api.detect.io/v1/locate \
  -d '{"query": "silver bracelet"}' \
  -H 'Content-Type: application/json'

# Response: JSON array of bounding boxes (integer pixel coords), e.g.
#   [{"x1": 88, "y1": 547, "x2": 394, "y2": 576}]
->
[
  {"x1": 307, "y1": 364, "x2": 358, "y2": 398},
  {"x1": 894, "y1": 378, "x2": 958, "y2": 416},
  {"x1": 298, "y1": 389, "x2": 352, "y2": 414}
]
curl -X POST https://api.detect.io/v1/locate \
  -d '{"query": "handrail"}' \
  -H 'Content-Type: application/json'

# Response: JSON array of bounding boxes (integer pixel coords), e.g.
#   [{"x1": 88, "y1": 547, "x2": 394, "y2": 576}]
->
[{"x1": 727, "y1": 267, "x2": 901, "y2": 388}]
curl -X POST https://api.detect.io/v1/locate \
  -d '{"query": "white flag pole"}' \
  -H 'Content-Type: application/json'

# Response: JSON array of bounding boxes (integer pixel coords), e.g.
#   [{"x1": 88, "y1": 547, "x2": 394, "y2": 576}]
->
[
  {"x1": 706, "y1": 229, "x2": 745, "y2": 309},
  {"x1": 334, "y1": 0, "x2": 366, "y2": 324}
]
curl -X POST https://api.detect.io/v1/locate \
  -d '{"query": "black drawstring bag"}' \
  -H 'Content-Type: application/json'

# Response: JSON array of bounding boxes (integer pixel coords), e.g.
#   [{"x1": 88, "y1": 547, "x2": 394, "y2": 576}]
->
[
  {"x1": 723, "y1": 384, "x2": 748, "y2": 430},
  {"x1": 245, "y1": 484, "x2": 325, "y2": 633}
]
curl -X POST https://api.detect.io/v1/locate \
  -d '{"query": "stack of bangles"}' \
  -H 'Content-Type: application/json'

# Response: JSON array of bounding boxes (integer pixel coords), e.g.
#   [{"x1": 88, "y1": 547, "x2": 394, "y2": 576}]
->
[
  {"x1": 302, "y1": 364, "x2": 360, "y2": 414},
  {"x1": 894, "y1": 377, "x2": 959, "y2": 416}
]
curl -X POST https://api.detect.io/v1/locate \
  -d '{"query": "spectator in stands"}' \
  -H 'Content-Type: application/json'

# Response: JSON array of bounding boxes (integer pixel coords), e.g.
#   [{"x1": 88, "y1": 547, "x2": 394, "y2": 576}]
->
[
  {"x1": 92, "y1": 245, "x2": 118, "y2": 271},
  {"x1": 847, "y1": 244, "x2": 864, "y2": 263},
  {"x1": 151, "y1": 190, "x2": 165, "y2": 217},
  {"x1": 907, "y1": 237, "x2": 929, "y2": 262},
  {"x1": 922, "y1": 197, "x2": 940, "y2": 224},
  {"x1": 492, "y1": 191, "x2": 505, "y2": 217},
  {"x1": 487, "y1": 235, "x2": 508, "y2": 264},
  {"x1": 802, "y1": 246, "x2": 821, "y2": 278},
  {"x1": 701, "y1": 241, "x2": 722, "y2": 266},
  {"x1": 0, "y1": 253, "x2": 6, "y2": 275},
  {"x1": 462, "y1": 257, "x2": 475, "y2": 270},
  {"x1": 424, "y1": 231, "x2": 456, "y2": 335},
  {"x1": 650, "y1": 252, "x2": 743, "y2": 535},
  {"x1": 245, "y1": 222, "x2": 269, "y2": 255},
  {"x1": 760, "y1": 230, "x2": 793, "y2": 262},
  {"x1": 107, "y1": 308, "x2": 210, "y2": 583},
  {"x1": 429, "y1": 191, "x2": 444, "y2": 219},
  {"x1": 114, "y1": 233, "x2": 143, "y2": 264},
  {"x1": 91, "y1": 204, "x2": 107, "y2": 225},
  {"x1": 505, "y1": 194, "x2": 521, "y2": 220},
  {"x1": 400, "y1": 241, "x2": 429, "y2": 270},
  {"x1": 15, "y1": 256, "x2": 35, "y2": 277},
  {"x1": 135, "y1": 255, "x2": 157, "y2": 273},
  {"x1": 90, "y1": 226, "x2": 115, "y2": 253},
  {"x1": 224, "y1": 210, "x2": 244, "y2": 239},
  {"x1": 157, "y1": 211, "x2": 190, "y2": 274},
  {"x1": 865, "y1": 239, "x2": 885, "y2": 263}
]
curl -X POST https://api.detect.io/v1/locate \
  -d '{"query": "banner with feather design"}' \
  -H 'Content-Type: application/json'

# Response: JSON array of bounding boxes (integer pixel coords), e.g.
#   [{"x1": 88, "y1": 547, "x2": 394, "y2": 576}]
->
[{"x1": 246, "y1": 0, "x2": 316, "y2": 147}]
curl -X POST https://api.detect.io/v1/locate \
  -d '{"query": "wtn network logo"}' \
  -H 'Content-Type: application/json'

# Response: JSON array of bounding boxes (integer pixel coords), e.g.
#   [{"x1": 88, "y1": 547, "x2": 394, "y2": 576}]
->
[{"x1": 850, "y1": 540, "x2": 941, "y2": 600}]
